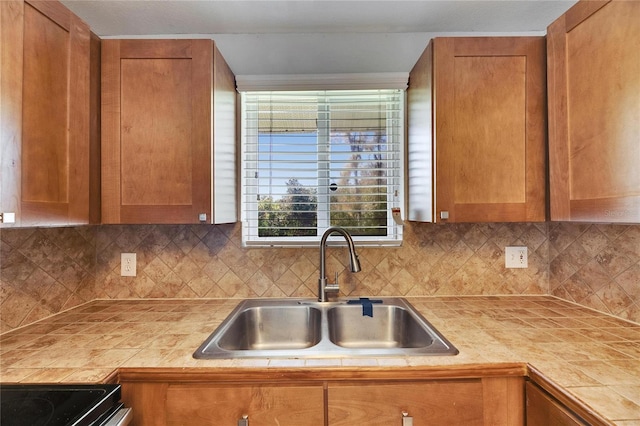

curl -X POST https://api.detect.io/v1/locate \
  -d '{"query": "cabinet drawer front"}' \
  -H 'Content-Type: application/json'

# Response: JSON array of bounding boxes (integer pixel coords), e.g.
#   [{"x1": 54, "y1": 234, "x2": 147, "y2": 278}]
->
[
  {"x1": 328, "y1": 380, "x2": 484, "y2": 426},
  {"x1": 166, "y1": 384, "x2": 324, "y2": 426}
]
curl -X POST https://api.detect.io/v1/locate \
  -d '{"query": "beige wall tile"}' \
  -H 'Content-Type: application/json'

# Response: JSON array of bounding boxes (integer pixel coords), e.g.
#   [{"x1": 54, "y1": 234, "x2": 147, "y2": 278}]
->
[{"x1": 2, "y1": 223, "x2": 639, "y2": 332}]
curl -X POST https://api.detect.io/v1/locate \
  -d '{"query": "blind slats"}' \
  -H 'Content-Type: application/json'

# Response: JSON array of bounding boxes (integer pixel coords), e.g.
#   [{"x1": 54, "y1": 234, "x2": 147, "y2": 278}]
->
[{"x1": 242, "y1": 89, "x2": 403, "y2": 246}]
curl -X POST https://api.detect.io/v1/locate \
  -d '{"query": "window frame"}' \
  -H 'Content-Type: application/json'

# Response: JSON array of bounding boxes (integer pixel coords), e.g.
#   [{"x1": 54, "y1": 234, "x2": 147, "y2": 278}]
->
[{"x1": 240, "y1": 89, "x2": 405, "y2": 248}]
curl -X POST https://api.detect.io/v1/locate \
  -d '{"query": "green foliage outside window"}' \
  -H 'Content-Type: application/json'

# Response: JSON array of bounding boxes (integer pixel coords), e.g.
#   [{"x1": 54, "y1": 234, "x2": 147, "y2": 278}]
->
[{"x1": 258, "y1": 131, "x2": 388, "y2": 237}]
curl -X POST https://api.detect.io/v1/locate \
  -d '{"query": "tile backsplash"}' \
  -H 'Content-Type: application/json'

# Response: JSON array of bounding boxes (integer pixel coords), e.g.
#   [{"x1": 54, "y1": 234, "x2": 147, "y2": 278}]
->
[
  {"x1": 1, "y1": 227, "x2": 97, "y2": 332},
  {"x1": 548, "y1": 223, "x2": 639, "y2": 323},
  {"x1": 1, "y1": 221, "x2": 638, "y2": 332}
]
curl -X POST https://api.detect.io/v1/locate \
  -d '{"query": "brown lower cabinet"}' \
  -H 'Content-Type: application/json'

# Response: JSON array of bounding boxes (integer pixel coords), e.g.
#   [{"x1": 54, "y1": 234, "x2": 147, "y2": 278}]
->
[
  {"x1": 526, "y1": 382, "x2": 586, "y2": 426},
  {"x1": 119, "y1": 373, "x2": 525, "y2": 426}
]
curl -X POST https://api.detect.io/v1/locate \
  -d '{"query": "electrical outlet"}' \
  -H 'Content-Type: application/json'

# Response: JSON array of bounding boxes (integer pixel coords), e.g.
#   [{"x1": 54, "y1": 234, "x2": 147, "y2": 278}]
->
[
  {"x1": 505, "y1": 246, "x2": 528, "y2": 268},
  {"x1": 121, "y1": 253, "x2": 137, "y2": 277}
]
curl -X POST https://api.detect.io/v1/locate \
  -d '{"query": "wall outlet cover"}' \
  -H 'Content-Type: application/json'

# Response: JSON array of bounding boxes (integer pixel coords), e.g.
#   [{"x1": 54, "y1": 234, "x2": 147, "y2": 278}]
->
[
  {"x1": 505, "y1": 246, "x2": 528, "y2": 268},
  {"x1": 121, "y1": 253, "x2": 137, "y2": 277}
]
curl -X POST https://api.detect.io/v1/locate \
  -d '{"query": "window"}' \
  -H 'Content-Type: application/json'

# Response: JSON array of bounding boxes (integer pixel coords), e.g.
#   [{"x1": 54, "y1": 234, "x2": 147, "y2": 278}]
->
[{"x1": 241, "y1": 89, "x2": 404, "y2": 247}]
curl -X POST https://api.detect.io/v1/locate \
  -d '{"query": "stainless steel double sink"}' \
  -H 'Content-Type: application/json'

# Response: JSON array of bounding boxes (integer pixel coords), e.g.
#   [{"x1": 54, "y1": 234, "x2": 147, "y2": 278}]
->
[{"x1": 193, "y1": 298, "x2": 458, "y2": 359}]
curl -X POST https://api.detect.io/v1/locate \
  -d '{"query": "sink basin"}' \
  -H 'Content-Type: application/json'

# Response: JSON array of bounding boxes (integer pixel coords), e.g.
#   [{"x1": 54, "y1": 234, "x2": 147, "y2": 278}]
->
[
  {"x1": 327, "y1": 304, "x2": 433, "y2": 349},
  {"x1": 193, "y1": 298, "x2": 458, "y2": 359},
  {"x1": 218, "y1": 305, "x2": 321, "y2": 350}
]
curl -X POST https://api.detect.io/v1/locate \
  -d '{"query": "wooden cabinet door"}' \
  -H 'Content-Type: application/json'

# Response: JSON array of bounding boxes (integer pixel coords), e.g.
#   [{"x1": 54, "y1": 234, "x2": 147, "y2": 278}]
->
[
  {"x1": 1, "y1": 0, "x2": 93, "y2": 227},
  {"x1": 101, "y1": 39, "x2": 213, "y2": 224},
  {"x1": 165, "y1": 384, "x2": 324, "y2": 426},
  {"x1": 408, "y1": 37, "x2": 546, "y2": 223},
  {"x1": 328, "y1": 380, "x2": 485, "y2": 426},
  {"x1": 547, "y1": 0, "x2": 640, "y2": 222},
  {"x1": 526, "y1": 382, "x2": 586, "y2": 426},
  {"x1": 434, "y1": 37, "x2": 547, "y2": 223}
]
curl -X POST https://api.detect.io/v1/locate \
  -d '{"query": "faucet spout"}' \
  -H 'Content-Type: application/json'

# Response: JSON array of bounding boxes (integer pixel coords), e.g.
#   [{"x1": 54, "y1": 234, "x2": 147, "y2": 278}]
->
[{"x1": 318, "y1": 226, "x2": 361, "y2": 302}]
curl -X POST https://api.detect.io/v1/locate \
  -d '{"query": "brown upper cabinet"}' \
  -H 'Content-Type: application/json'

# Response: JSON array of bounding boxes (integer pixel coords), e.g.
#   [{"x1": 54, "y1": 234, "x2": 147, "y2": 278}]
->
[
  {"x1": 1, "y1": 0, "x2": 98, "y2": 227},
  {"x1": 101, "y1": 39, "x2": 237, "y2": 224},
  {"x1": 547, "y1": 0, "x2": 640, "y2": 223},
  {"x1": 408, "y1": 37, "x2": 547, "y2": 223}
]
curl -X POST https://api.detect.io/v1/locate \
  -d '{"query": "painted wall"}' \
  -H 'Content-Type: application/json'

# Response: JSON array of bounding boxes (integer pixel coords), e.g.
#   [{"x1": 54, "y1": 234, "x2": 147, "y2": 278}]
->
[{"x1": 1, "y1": 222, "x2": 638, "y2": 332}]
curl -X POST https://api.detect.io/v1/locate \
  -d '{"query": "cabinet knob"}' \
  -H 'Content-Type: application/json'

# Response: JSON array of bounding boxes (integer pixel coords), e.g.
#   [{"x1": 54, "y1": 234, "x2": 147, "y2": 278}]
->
[
  {"x1": 238, "y1": 414, "x2": 249, "y2": 426},
  {"x1": 402, "y1": 411, "x2": 414, "y2": 426},
  {"x1": 0, "y1": 212, "x2": 16, "y2": 224}
]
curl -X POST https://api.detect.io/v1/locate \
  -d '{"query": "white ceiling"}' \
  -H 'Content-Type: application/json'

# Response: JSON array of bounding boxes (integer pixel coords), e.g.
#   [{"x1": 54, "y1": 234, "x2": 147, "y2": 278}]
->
[{"x1": 61, "y1": 0, "x2": 578, "y2": 76}]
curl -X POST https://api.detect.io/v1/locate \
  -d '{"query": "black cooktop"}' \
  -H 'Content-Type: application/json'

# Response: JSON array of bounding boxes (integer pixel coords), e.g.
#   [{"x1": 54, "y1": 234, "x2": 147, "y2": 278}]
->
[{"x1": 0, "y1": 384, "x2": 121, "y2": 426}]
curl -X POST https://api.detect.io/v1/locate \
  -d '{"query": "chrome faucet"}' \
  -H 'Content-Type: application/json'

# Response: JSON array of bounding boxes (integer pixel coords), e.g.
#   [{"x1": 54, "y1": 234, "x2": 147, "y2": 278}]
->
[{"x1": 318, "y1": 226, "x2": 361, "y2": 302}]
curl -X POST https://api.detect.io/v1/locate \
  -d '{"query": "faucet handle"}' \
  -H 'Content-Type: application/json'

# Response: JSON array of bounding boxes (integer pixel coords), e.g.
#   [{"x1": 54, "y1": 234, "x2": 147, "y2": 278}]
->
[
  {"x1": 325, "y1": 283, "x2": 340, "y2": 295},
  {"x1": 324, "y1": 272, "x2": 340, "y2": 297}
]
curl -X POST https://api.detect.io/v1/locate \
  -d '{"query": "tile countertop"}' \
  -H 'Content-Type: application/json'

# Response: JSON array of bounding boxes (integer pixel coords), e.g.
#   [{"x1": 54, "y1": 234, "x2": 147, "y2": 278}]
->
[{"x1": 0, "y1": 296, "x2": 639, "y2": 424}]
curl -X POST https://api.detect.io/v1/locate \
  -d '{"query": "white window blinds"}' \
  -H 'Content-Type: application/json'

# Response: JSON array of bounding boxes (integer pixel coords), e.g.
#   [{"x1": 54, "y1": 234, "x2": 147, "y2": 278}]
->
[{"x1": 242, "y1": 89, "x2": 404, "y2": 247}]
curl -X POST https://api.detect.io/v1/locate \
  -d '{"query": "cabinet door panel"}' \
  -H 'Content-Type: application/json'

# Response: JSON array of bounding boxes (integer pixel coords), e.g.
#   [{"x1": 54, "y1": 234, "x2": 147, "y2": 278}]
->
[
  {"x1": 408, "y1": 37, "x2": 546, "y2": 223},
  {"x1": 165, "y1": 384, "x2": 324, "y2": 426},
  {"x1": 120, "y1": 58, "x2": 193, "y2": 206},
  {"x1": 328, "y1": 380, "x2": 484, "y2": 426},
  {"x1": 4, "y1": 0, "x2": 92, "y2": 226},
  {"x1": 22, "y1": 2, "x2": 69, "y2": 205},
  {"x1": 548, "y1": 0, "x2": 640, "y2": 222},
  {"x1": 435, "y1": 37, "x2": 546, "y2": 223},
  {"x1": 1, "y1": 0, "x2": 24, "y2": 223},
  {"x1": 453, "y1": 55, "x2": 526, "y2": 205},
  {"x1": 102, "y1": 39, "x2": 212, "y2": 224}
]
